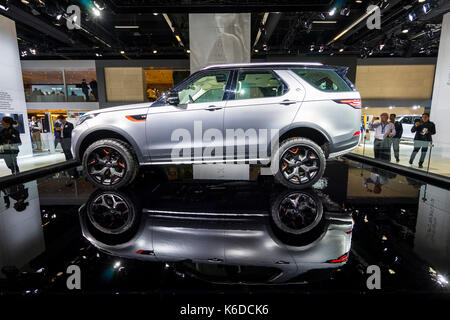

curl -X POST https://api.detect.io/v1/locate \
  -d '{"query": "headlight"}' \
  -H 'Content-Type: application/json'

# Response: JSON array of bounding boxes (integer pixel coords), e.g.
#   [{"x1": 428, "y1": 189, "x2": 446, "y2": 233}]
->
[{"x1": 76, "y1": 113, "x2": 97, "y2": 126}]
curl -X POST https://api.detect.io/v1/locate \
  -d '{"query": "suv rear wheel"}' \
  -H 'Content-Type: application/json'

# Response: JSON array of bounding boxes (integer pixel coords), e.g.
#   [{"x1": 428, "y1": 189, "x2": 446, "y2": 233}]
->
[
  {"x1": 272, "y1": 137, "x2": 326, "y2": 189},
  {"x1": 83, "y1": 138, "x2": 139, "y2": 189}
]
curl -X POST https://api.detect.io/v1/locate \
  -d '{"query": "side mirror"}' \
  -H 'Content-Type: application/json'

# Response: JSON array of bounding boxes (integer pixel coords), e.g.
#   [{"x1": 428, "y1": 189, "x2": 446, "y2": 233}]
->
[{"x1": 166, "y1": 90, "x2": 179, "y2": 105}]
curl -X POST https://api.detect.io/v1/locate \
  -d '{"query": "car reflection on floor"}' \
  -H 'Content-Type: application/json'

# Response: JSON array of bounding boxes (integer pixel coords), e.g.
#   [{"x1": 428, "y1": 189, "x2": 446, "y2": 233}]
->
[{"x1": 79, "y1": 177, "x2": 353, "y2": 285}]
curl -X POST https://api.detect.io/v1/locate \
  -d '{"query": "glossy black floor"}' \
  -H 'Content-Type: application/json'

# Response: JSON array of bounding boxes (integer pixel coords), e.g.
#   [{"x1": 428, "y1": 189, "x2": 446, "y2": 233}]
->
[{"x1": 0, "y1": 159, "x2": 449, "y2": 301}]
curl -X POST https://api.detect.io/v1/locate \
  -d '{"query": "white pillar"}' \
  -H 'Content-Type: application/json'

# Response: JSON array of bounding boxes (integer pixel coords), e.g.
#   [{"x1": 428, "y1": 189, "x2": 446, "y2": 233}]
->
[
  {"x1": 189, "y1": 13, "x2": 251, "y2": 73},
  {"x1": 0, "y1": 15, "x2": 33, "y2": 156},
  {"x1": 430, "y1": 12, "x2": 450, "y2": 156}
]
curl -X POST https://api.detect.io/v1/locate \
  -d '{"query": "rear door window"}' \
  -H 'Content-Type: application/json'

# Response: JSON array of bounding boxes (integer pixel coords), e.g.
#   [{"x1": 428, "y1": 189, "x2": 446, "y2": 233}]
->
[
  {"x1": 291, "y1": 68, "x2": 351, "y2": 92},
  {"x1": 234, "y1": 70, "x2": 287, "y2": 100}
]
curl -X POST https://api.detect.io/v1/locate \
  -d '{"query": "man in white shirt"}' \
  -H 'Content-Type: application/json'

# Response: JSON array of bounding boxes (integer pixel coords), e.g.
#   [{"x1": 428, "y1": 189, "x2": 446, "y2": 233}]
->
[{"x1": 368, "y1": 112, "x2": 396, "y2": 161}]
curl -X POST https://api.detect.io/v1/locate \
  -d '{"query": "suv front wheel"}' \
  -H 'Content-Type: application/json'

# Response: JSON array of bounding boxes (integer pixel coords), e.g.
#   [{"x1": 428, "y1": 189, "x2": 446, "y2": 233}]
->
[
  {"x1": 83, "y1": 138, "x2": 139, "y2": 189},
  {"x1": 272, "y1": 137, "x2": 326, "y2": 189}
]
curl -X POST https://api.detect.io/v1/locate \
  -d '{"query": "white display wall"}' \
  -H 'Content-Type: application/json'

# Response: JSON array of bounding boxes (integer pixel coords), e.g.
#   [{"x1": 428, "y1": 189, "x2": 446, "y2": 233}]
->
[
  {"x1": 189, "y1": 13, "x2": 251, "y2": 73},
  {"x1": 0, "y1": 15, "x2": 32, "y2": 156}
]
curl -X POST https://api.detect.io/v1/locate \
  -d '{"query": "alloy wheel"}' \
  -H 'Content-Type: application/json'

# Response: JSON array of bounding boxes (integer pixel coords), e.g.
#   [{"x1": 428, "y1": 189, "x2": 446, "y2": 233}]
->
[
  {"x1": 87, "y1": 147, "x2": 127, "y2": 186},
  {"x1": 88, "y1": 193, "x2": 133, "y2": 234},
  {"x1": 277, "y1": 192, "x2": 320, "y2": 232},
  {"x1": 280, "y1": 145, "x2": 320, "y2": 184}
]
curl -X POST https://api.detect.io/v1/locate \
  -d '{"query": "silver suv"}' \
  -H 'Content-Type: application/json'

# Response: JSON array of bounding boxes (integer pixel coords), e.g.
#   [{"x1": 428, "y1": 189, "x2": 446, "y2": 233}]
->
[{"x1": 72, "y1": 62, "x2": 361, "y2": 189}]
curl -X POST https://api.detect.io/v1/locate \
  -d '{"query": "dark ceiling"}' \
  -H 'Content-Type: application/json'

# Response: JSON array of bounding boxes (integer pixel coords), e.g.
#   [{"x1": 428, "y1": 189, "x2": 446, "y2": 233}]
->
[{"x1": 1, "y1": 0, "x2": 449, "y2": 60}]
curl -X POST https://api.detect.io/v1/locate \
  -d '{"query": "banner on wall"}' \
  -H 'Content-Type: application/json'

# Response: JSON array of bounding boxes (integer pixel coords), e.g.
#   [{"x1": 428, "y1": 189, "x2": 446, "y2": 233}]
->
[
  {"x1": 0, "y1": 16, "x2": 32, "y2": 156},
  {"x1": 189, "y1": 13, "x2": 251, "y2": 73}
]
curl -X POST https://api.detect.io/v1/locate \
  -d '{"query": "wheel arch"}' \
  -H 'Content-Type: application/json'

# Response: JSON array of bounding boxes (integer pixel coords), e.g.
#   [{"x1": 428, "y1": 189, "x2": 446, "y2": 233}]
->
[
  {"x1": 278, "y1": 123, "x2": 332, "y2": 158},
  {"x1": 76, "y1": 127, "x2": 144, "y2": 163}
]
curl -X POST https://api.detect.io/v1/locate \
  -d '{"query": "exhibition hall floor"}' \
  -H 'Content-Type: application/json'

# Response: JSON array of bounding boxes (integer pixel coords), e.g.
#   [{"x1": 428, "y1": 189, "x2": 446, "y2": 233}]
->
[
  {"x1": 353, "y1": 141, "x2": 450, "y2": 177},
  {"x1": 0, "y1": 152, "x2": 66, "y2": 178},
  {"x1": 0, "y1": 159, "x2": 448, "y2": 304}
]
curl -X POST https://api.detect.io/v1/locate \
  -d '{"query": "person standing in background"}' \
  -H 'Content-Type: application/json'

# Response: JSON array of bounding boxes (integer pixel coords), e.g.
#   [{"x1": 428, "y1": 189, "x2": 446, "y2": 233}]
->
[
  {"x1": 369, "y1": 112, "x2": 396, "y2": 161},
  {"x1": 389, "y1": 113, "x2": 403, "y2": 163},
  {"x1": 81, "y1": 79, "x2": 90, "y2": 102},
  {"x1": 409, "y1": 113, "x2": 436, "y2": 168},
  {"x1": 55, "y1": 115, "x2": 74, "y2": 160},
  {"x1": 29, "y1": 116, "x2": 42, "y2": 151},
  {"x1": 53, "y1": 118, "x2": 62, "y2": 150},
  {"x1": 0, "y1": 116, "x2": 22, "y2": 174},
  {"x1": 89, "y1": 79, "x2": 98, "y2": 101}
]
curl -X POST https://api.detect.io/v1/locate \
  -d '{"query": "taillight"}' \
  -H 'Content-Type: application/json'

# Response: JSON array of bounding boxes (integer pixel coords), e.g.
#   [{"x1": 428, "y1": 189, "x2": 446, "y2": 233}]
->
[
  {"x1": 326, "y1": 252, "x2": 349, "y2": 263},
  {"x1": 335, "y1": 99, "x2": 362, "y2": 109},
  {"x1": 353, "y1": 131, "x2": 361, "y2": 136}
]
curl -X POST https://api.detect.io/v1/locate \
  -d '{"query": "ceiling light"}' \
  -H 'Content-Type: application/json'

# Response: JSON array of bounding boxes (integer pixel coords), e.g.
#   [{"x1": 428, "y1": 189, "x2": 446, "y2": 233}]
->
[
  {"x1": 329, "y1": 7, "x2": 336, "y2": 16},
  {"x1": 0, "y1": 1, "x2": 9, "y2": 11},
  {"x1": 114, "y1": 26, "x2": 139, "y2": 29},
  {"x1": 120, "y1": 50, "x2": 125, "y2": 54},
  {"x1": 340, "y1": 8, "x2": 351, "y2": 16},
  {"x1": 186, "y1": 49, "x2": 191, "y2": 54},
  {"x1": 21, "y1": 0, "x2": 29, "y2": 4},
  {"x1": 408, "y1": 12, "x2": 416, "y2": 21},
  {"x1": 93, "y1": 0, "x2": 105, "y2": 11},
  {"x1": 355, "y1": 0, "x2": 362, "y2": 3},
  {"x1": 339, "y1": 48, "x2": 344, "y2": 52},
  {"x1": 153, "y1": 49, "x2": 157, "y2": 54},
  {"x1": 423, "y1": 3, "x2": 431, "y2": 14},
  {"x1": 92, "y1": 7, "x2": 101, "y2": 17},
  {"x1": 379, "y1": 43, "x2": 385, "y2": 50},
  {"x1": 312, "y1": 20, "x2": 337, "y2": 24},
  {"x1": 254, "y1": 49, "x2": 258, "y2": 53},
  {"x1": 175, "y1": 35, "x2": 181, "y2": 42},
  {"x1": 29, "y1": 48, "x2": 36, "y2": 55},
  {"x1": 153, "y1": 13, "x2": 159, "y2": 16},
  {"x1": 402, "y1": 28, "x2": 409, "y2": 33},
  {"x1": 318, "y1": 46, "x2": 324, "y2": 53},
  {"x1": 379, "y1": 0, "x2": 390, "y2": 10},
  {"x1": 56, "y1": 14, "x2": 62, "y2": 20}
]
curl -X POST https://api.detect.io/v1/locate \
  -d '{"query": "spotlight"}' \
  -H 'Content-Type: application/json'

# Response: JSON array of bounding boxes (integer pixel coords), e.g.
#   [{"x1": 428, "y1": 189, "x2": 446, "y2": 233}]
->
[
  {"x1": 120, "y1": 50, "x2": 125, "y2": 54},
  {"x1": 254, "y1": 49, "x2": 258, "y2": 53},
  {"x1": 186, "y1": 49, "x2": 191, "y2": 54},
  {"x1": 340, "y1": 7, "x2": 351, "y2": 16},
  {"x1": 0, "y1": 0, "x2": 9, "y2": 11},
  {"x1": 339, "y1": 48, "x2": 344, "y2": 52},
  {"x1": 423, "y1": 3, "x2": 431, "y2": 14},
  {"x1": 92, "y1": 7, "x2": 101, "y2": 17},
  {"x1": 153, "y1": 13, "x2": 159, "y2": 16},
  {"x1": 93, "y1": 0, "x2": 105, "y2": 11},
  {"x1": 329, "y1": 7, "x2": 336, "y2": 16},
  {"x1": 408, "y1": 12, "x2": 416, "y2": 22},
  {"x1": 379, "y1": 0, "x2": 390, "y2": 10},
  {"x1": 153, "y1": 49, "x2": 157, "y2": 54}
]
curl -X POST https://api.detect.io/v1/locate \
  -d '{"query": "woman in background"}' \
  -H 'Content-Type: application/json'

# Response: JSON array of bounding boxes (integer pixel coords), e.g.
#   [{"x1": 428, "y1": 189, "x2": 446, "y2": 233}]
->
[{"x1": 0, "y1": 116, "x2": 22, "y2": 175}]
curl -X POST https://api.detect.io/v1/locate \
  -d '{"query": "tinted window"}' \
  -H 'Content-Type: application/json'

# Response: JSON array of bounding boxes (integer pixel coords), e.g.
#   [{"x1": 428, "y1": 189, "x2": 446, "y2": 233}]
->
[
  {"x1": 235, "y1": 70, "x2": 287, "y2": 100},
  {"x1": 178, "y1": 71, "x2": 230, "y2": 104},
  {"x1": 291, "y1": 68, "x2": 351, "y2": 92}
]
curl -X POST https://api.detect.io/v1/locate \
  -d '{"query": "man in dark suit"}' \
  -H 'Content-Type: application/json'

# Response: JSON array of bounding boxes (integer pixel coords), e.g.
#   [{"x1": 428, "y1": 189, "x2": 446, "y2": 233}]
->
[
  {"x1": 54, "y1": 118, "x2": 62, "y2": 149},
  {"x1": 55, "y1": 115, "x2": 74, "y2": 160}
]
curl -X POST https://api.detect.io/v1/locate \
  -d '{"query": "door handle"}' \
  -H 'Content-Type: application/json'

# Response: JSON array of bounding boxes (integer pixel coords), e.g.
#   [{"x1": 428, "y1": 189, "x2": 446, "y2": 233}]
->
[
  {"x1": 279, "y1": 100, "x2": 297, "y2": 105},
  {"x1": 208, "y1": 258, "x2": 223, "y2": 263},
  {"x1": 206, "y1": 105, "x2": 223, "y2": 111}
]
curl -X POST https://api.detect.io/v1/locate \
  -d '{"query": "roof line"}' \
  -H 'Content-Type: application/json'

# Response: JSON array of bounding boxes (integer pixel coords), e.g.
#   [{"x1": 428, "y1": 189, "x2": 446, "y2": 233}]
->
[{"x1": 202, "y1": 62, "x2": 324, "y2": 70}]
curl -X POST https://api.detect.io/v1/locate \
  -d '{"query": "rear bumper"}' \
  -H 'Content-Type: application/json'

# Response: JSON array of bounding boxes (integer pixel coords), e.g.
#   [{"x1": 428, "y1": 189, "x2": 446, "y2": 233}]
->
[{"x1": 328, "y1": 136, "x2": 360, "y2": 158}]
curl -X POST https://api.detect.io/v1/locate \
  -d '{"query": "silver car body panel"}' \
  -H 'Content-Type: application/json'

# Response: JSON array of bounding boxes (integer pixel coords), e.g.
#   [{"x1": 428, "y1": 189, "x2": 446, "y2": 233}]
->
[{"x1": 71, "y1": 63, "x2": 361, "y2": 164}]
